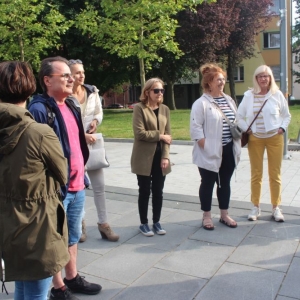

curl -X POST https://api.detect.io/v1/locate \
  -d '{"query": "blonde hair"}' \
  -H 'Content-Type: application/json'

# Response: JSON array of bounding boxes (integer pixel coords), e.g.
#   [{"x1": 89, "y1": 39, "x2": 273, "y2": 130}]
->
[
  {"x1": 252, "y1": 65, "x2": 279, "y2": 94},
  {"x1": 140, "y1": 78, "x2": 164, "y2": 106},
  {"x1": 200, "y1": 63, "x2": 226, "y2": 93}
]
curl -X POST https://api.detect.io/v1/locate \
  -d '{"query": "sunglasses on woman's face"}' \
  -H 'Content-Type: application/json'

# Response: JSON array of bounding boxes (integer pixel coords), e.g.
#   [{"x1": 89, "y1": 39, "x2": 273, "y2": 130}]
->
[{"x1": 151, "y1": 88, "x2": 165, "y2": 94}]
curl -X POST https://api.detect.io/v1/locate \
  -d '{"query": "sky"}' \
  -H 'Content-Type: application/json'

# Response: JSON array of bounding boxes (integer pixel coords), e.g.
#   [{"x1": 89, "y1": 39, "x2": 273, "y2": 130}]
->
[{"x1": 292, "y1": 1, "x2": 298, "y2": 25}]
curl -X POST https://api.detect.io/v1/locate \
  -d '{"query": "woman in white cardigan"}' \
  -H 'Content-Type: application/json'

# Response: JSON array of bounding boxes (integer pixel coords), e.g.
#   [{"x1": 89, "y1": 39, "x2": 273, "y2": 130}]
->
[
  {"x1": 69, "y1": 59, "x2": 119, "y2": 242},
  {"x1": 237, "y1": 65, "x2": 291, "y2": 222},
  {"x1": 190, "y1": 63, "x2": 241, "y2": 231}
]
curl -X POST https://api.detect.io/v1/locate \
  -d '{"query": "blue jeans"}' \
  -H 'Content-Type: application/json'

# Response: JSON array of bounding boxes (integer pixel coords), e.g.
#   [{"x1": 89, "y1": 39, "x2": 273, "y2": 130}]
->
[
  {"x1": 63, "y1": 190, "x2": 85, "y2": 246},
  {"x1": 14, "y1": 277, "x2": 52, "y2": 300}
]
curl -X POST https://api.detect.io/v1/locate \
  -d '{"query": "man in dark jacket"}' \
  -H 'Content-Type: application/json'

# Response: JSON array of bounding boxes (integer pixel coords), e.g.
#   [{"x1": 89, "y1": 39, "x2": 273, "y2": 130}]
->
[{"x1": 28, "y1": 56, "x2": 101, "y2": 300}]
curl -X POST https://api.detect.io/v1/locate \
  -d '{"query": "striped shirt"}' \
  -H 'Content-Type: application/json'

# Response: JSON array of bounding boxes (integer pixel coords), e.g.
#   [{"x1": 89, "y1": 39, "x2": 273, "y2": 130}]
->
[
  {"x1": 253, "y1": 94, "x2": 277, "y2": 138},
  {"x1": 214, "y1": 96, "x2": 235, "y2": 146}
]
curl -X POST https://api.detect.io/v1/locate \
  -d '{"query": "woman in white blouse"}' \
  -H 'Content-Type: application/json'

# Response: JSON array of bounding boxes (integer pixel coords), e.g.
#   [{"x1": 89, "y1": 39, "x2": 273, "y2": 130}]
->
[{"x1": 237, "y1": 65, "x2": 291, "y2": 222}]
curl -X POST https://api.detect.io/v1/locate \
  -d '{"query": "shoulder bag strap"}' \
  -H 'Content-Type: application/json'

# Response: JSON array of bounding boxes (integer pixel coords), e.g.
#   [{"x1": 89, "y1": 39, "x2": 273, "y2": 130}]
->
[
  {"x1": 212, "y1": 102, "x2": 233, "y2": 126},
  {"x1": 245, "y1": 98, "x2": 268, "y2": 132}
]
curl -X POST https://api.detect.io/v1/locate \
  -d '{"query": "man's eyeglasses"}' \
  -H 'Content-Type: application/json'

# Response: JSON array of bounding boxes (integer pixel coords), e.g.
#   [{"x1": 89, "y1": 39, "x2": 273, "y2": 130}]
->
[
  {"x1": 151, "y1": 88, "x2": 165, "y2": 94},
  {"x1": 257, "y1": 75, "x2": 270, "y2": 80},
  {"x1": 50, "y1": 73, "x2": 74, "y2": 80},
  {"x1": 68, "y1": 59, "x2": 83, "y2": 66}
]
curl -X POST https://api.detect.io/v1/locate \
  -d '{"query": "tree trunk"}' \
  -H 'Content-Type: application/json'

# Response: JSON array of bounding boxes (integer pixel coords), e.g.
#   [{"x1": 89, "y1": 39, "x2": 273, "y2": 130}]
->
[
  {"x1": 138, "y1": 15, "x2": 145, "y2": 90},
  {"x1": 161, "y1": 61, "x2": 176, "y2": 110},
  {"x1": 227, "y1": 54, "x2": 237, "y2": 105},
  {"x1": 139, "y1": 57, "x2": 145, "y2": 91},
  {"x1": 198, "y1": 69, "x2": 203, "y2": 95},
  {"x1": 18, "y1": 35, "x2": 24, "y2": 62},
  {"x1": 165, "y1": 80, "x2": 176, "y2": 110}
]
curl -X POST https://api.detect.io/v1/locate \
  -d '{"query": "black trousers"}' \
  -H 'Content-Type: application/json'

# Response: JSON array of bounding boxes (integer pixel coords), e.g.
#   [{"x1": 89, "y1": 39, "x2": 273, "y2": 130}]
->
[
  {"x1": 137, "y1": 151, "x2": 166, "y2": 224},
  {"x1": 198, "y1": 141, "x2": 235, "y2": 212}
]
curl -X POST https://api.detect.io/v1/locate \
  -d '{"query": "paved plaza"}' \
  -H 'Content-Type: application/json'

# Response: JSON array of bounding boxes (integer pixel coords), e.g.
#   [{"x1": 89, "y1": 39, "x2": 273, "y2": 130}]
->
[{"x1": 2, "y1": 141, "x2": 300, "y2": 300}]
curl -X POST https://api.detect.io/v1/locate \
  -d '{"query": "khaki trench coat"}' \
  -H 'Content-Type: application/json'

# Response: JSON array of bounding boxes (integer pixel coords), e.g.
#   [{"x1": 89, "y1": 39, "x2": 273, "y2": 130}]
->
[
  {"x1": 0, "y1": 103, "x2": 69, "y2": 282},
  {"x1": 131, "y1": 102, "x2": 171, "y2": 176}
]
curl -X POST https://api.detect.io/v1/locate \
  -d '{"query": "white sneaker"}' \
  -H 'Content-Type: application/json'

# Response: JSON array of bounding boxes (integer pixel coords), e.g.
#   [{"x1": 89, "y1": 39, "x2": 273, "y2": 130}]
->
[
  {"x1": 272, "y1": 207, "x2": 284, "y2": 222},
  {"x1": 248, "y1": 207, "x2": 261, "y2": 221}
]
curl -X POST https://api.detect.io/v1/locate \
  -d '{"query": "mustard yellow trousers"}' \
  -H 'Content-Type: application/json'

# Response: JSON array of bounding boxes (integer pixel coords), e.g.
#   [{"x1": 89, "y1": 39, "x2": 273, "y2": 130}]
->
[{"x1": 248, "y1": 133, "x2": 283, "y2": 206}]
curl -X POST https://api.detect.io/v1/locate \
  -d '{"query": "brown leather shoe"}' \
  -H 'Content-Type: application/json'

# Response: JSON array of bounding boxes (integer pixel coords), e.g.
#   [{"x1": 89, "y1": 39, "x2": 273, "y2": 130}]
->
[
  {"x1": 79, "y1": 219, "x2": 87, "y2": 243},
  {"x1": 97, "y1": 223, "x2": 119, "y2": 242}
]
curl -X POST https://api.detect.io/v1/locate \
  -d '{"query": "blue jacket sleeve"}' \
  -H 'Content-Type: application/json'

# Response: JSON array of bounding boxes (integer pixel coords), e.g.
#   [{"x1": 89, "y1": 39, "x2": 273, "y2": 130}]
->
[{"x1": 28, "y1": 102, "x2": 48, "y2": 125}]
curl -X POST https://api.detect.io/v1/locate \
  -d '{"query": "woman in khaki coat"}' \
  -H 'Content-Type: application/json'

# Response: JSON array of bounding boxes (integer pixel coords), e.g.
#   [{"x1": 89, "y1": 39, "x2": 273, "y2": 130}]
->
[
  {"x1": 131, "y1": 78, "x2": 172, "y2": 237},
  {"x1": 0, "y1": 61, "x2": 69, "y2": 300}
]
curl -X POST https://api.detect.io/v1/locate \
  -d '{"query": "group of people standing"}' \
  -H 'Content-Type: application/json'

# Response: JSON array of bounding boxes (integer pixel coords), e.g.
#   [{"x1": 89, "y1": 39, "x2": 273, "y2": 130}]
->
[
  {"x1": 0, "y1": 58, "x2": 291, "y2": 300},
  {"x1": 0, "y1": 57, "x2": 114, "y2": 300},
  {"x1": 190, "y1": 63, "x2": 291, "y2": 230},
  {"x1": 133, "y1": 62, "x2": 291, "y2": 237}
]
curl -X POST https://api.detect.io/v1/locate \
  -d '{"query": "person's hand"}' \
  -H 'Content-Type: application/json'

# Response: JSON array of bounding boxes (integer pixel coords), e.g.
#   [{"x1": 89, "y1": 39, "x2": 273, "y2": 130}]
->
[
  {"x1": 197, "y1": 138, "x2": 205, "y2": 149},
  {"x1": 278, "y1": 128, "x2": 285, "y2": 135},
  {"x1": 246, "y1": 129, "x2": 252, "y2": 135},
  {"x1": 160, "y1": 134, "x2": 172, "y2": 144},
  {"x1": 161, "y1": 158, "x2": 169, "y2": 169},
  {"x1": 85, "y1": 133, "x2": 96, "y2": 145},
  {"x1": 87, "y1": 120, "x2": 98, "y2": 134}
]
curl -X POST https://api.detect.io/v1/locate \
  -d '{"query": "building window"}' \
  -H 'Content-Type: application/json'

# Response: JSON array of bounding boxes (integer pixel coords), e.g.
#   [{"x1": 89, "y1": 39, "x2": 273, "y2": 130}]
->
[
  {"x1": 270, "y1": 65, "x2": 280, "y2": 81},
  {"x1": 269, "y1": 0, "x2": 280, "y2": 14},
  {"x1": 264, "y1": 32, "x2": 280, "y2": 48},
  {"x1": 233, "y1": 66, "x2": 244, "y2": 81}
]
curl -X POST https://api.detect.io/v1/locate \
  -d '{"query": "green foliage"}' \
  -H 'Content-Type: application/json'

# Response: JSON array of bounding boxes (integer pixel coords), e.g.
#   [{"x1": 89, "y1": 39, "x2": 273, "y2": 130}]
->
[
  {"x1": 0, "y1": 0, "x2": 71, "y2": 70},
  {"x1": 76, "y1": 0, "x2": 215, "y2": 87}
]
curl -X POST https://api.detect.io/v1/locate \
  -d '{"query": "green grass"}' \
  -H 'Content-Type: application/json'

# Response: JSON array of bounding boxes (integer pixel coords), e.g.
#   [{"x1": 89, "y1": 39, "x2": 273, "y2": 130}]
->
[
  {"x1": 288, "y1": 105, "x2": 300, "y2": 141},
  {"x1": 99, "y1": 106, "x2": 300, "y2": 140}
]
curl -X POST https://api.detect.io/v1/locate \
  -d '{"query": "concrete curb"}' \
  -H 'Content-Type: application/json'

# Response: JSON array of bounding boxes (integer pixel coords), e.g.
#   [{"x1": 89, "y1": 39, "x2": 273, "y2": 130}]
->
[{"x1": 104, "y1": 137, "x2": 300, "y2": 149}]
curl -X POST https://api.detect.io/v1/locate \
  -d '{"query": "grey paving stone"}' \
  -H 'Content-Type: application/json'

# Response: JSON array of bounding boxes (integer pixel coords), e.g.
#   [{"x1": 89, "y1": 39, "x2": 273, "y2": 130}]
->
[
  {"x1": 82, "y1": 209, "x2": 121, "y2": 234},
  {"x1": 194, "y1": 262, "x2": 285, "y2": 300},
  {"x1": 276, "y1": 296, "x2": 299, "y2": 300},
  {"x1": 189, "y1": 217, "x2": 254, "y2": 247},
  {"x1": 126, "y1": 223, "x2": 198, "y2": 251},
  {"x1": 249, "y1": 220, "x2": 300, "y2": 241},
  {"x1": 155, "y1": 239, "x2": 234, "y2": 279},
  {"x1": 228, "y1": 235, "x2": 298, "y2": 272},
  {"x1": 279, "y1": 257, "x2": 300, "y2": 299},
  {"x1": 113, "y1": 268, "x2": 207, "y2": 300},
  {"x1": 295, "y1": 242, "x2": 300, "y2": 257},
  {"x1": 78, "y1": 225, "x2": 139, "y2": 256},
  {"x1": 68, "y1": 273, "x2": 126, "y2": 300},
  {"x1": 281, "y1": 214, "x2": 300, "y2": 226},
  {"x1": 77, "y1": 249, "x2": 102, "y2": 270},
  {"x1": 176, "y1": 201, "x2": 200, "y2": 212},
  {"x1": 161, "y1": 209, "x2": 202, "y2": 227},
  {"x1": 104, "y1": 198, "x2": 137, "y2": 215},
  {"x1": 80, "y1": 243, "x2": 167, "y2": 285},
  {"x1": 109, "y1": 209, "x2": 140, "y2": 227},
  {"x1": 0, "y1": 281, "x2": 14, "y2": 300}
]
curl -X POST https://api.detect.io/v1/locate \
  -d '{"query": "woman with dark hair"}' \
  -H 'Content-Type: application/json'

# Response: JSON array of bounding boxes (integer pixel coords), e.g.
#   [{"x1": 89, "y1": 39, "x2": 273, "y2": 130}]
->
[
  {"x1": 190, "y1": 63, "x2": 241, "y2": 230},
  {"x1": 238, "y1": 65, "x2": 291, "y2": 222},
  {"x1": 0, "y1": 61, "x2": 69, "y2": 300},
  {"x1": 131, "y1": 78, "x2": 172, "y2": 237}
]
